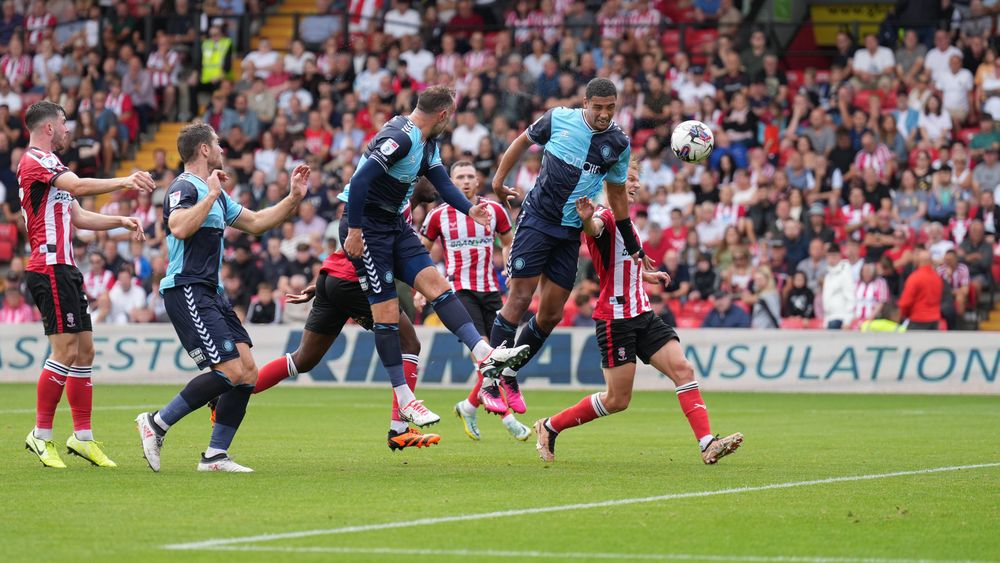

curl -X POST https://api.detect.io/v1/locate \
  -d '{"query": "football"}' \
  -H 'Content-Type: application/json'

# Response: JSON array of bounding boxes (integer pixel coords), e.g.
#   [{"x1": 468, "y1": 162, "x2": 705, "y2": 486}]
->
[{"x1": 670, "y1": 120, "x2": 715, "y2": 164}]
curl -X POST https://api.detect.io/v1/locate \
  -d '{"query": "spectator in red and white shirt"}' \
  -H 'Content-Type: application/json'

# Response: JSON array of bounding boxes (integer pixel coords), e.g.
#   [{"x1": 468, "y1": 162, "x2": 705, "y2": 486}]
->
[
  {"x1": 0, "y1": 283, "x2": 37, "y2": 324},
  {"x1": 628, "y1": 0, "x2": 661, "y2": 41},
  {"x1": 24, "y1": 0, "x2": 56, "y2": 46},
  {"x1": 948, "y1": 200, "x2": 973, "y2": 246},
  {"x1": 463, "y1": 32, "x2": 491, "y2": 74},
  {"x1": 529, "y1": 0, "x2": 561, "y2": 45},
  {"x1": 853, "y1": 131, "x2": 894, "y2": 183},
  {"x1": 841, "y1": 187, "x2": 873, "y2": 242},
  {"x1": 147, "y1": 33, "x2": 180, "y2": 89},
  {"x1": 83, "y1": 252, "x2": 115, "y2": 304},
  {"x1": 937, "y1": 249, "x2": 970, "y2": 317},
  {"x1": 506, "y1": 0, "x2": 534, "y2": 44},
  {"x1": 434, "y1": 34, "x2": 461, "y2": 78},
  {"x1": 0, "y1": 35, "x2": 31, "y2": 89},
  {"x1": 714, "y1": 186, "x2": 747, "y2": 229},
  {"x1": 854, "y1": 263, "x2": 890, "y2": 323}
]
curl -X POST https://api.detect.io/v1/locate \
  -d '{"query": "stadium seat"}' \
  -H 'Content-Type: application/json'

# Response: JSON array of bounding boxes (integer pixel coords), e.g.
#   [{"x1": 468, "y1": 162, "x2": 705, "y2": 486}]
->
[
  {"x1": 780, "y1": 317, "x2": 805, "y2": 329},
  {"x1": 660, "y1": 29, "x2": 682, "y2": 56},
  {"x1": 684, "y1": 29, "x2": 718, "y2": 65},
  {"x1": 0, "y1": 223, "x2": 16, "y2": 263}
]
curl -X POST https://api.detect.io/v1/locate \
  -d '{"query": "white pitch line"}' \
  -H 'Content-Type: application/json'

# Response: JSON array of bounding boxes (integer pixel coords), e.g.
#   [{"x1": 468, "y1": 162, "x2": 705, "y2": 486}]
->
[
  {"x1": 163, "y1": 461, "x2": 1000, "y2": 551},
  {"x1": 196, "y1": 545, "x2": 997, "y2": 563}
]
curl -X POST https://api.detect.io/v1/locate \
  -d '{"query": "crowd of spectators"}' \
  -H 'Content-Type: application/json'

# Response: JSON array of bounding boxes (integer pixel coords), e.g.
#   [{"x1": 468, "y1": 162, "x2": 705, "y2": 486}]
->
[{"x1": 1, "y1": 0, "x2": 999, "y2": 332}]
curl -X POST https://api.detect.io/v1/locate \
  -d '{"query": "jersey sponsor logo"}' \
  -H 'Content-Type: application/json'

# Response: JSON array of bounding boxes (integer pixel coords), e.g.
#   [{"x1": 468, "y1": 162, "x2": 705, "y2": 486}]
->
[
  {"x1": 169, "y1": 190, "x2": 182, "y2": 209},
  {"x1": 50, "y1": 190, "x2": 74, "y2": 203},
  {"x1": 380, "y1": 139, "x2": 400, "y2": 155},
  {"x1": 562, "y1": 154, "x2": 606, "y2": 175},
  {"x1": 446, "y1": 237, "x2": 493, "y2": 249}
]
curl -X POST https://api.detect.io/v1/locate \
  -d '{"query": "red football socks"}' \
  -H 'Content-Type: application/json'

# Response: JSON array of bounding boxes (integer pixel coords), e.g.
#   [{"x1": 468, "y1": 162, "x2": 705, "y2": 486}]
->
[
  {"x1": 35, "y1": 359, "x2": 69, "y2": 435},
  {"x1": 254, "y1": 354, "x2": 295, "y2": 394},
  {"x1": 548, "y1": 393, "x2": 608, "y2": 433},
  {"x1": 66, "y1": 365, "x2": 93, "y2": 436},
  {"x1": 675, "y1": 381, "x2": 712, "y2": 441}
]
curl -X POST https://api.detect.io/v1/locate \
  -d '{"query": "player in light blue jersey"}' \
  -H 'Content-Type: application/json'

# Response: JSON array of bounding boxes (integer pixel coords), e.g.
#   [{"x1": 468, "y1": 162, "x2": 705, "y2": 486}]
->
[
  {"x1": 136, "y1": 122, "x2": 311, "y2": 473},
  {"x1": 485, "y1": 78, "x2": 651, "y2": 414}
]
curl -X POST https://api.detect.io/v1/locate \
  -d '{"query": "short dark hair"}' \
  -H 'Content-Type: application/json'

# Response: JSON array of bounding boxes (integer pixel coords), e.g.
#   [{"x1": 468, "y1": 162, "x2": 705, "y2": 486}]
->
[
  {"x1": 585, "y1": 78, "x2": 617, "y2": 99},
  {"x1": 450, "y1": 159, "x2": 475, "y2": 174},
  {"x1": 25, "y1": 100, "x2": 65, "y2": 132},
  {"x1": 416, "y1": 86, "x2": 456, "y2": 113},
  {"x1": 177, "y1": 122, "x2": 216, "y2": 164}
]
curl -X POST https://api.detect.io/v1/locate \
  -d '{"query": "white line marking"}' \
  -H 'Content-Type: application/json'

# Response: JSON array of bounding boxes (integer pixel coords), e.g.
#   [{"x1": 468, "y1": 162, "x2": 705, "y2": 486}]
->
[
  {"x1": 163, "y1": 462, "x2": 1000, "y2": 551},
  {"x1": 195, "y1": 545, "x2": 996, "y2": 563}
]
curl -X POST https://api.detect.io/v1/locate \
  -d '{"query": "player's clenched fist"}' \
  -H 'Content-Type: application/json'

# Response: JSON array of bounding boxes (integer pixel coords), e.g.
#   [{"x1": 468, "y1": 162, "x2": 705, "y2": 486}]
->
[{"x1": 126, "y1": 171, "x2": 155, "y2": 193}]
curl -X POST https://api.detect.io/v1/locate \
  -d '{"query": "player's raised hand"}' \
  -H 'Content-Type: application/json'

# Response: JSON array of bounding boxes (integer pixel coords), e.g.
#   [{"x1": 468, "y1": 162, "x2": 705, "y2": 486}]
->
[
  {"x1": 120, "y1": 216, "x2": 146, "y2": 242},
  {"x1": 344, "y1": 228, "x2": 364, "y2": 260},
  {"x1": 207, "y1": 169, "x2": 227, "y2": 199},
  {"x1": 492, "y1": 180, "x2": 518, "y2": 209},
  {"x1": 633, "y1": 252, "x2": 655, "y2": 270},
  {"x1": 642, "y1": 270, "x2": 670, "y2": 285},
  {"x1": 125, "y1": 171, "x2": 155, "y2": 193},
  {"x1": 575, "y1": 196, "x2": 596, "y2": 222},
  {"x1": 469, "y1": 202, "x2": 491, "y2": 226},
  {"x1": 286, "y1": 284, "x2": 316, "y2": 304},
  {"x1": 289, "y1": 164, "x2": 311, "y2": 200}
]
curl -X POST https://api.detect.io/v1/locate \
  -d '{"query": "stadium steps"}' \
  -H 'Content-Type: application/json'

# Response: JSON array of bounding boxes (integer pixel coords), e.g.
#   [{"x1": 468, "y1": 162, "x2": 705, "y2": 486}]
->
[{"x1": 100, "y1": 122, "x2": 185, "y2": 208}]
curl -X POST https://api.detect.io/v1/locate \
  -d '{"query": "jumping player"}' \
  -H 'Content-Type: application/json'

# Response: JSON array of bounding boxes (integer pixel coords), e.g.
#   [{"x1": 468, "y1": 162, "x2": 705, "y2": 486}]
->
[
  {"x1": 250, "y1": 206, "x2": 441, "y2": 451},
  {"x1": 419, "y1": 160, "x2": 531, "y2": 441},
  {"x1": 488, "y1": 78, "x2": 644, "y2": 415},
  {"x1": 135, "y1": 123, "x2": 310, "y2": 472},
  {"x1": 534, "y1": 166, "x2": 743, "y2": 464},
  {"x1": 19, "y1": 100, "x2": 153, "y2": 469},
  {"x1": 339, "y1": 85, "x2": 529, "y2": 427}
]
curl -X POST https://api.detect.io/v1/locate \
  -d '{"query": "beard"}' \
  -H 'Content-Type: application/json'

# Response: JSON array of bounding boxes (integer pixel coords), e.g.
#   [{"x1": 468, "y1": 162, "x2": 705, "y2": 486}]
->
[
  {"x1": 209, "y1": 153, "x2": 224, "y2": 170},
  {"x1": 52, "y1": 131, "x2": 69, "y2": 152}
]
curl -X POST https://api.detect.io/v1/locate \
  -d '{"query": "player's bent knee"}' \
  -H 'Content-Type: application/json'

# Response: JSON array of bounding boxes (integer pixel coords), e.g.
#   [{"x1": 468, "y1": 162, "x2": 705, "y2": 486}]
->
[
  {"x1": 672, "y1": 360, "x2": 696, "y2": 385},
  {"x1": 603, "y1": 394, "x2": 631, "y2": 413}
]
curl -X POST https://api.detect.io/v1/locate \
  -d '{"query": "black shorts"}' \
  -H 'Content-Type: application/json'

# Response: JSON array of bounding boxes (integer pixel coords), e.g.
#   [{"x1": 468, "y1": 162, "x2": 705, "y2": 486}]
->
[
  {"x1": 595, "y1": 311, "x2": 679, "y2": 369},
  {"x1": 456, "y1": 289, "x2": 502, "y2": 337},
  {"x1": 26, "y1": 265, "x2": 92, "y2": 335},
  {"x1": 163, "y1": 284, "x2": 252, "y2": 370},
  {"x1": 304, "y1": 271, "x2": 374, "y2": 334}
]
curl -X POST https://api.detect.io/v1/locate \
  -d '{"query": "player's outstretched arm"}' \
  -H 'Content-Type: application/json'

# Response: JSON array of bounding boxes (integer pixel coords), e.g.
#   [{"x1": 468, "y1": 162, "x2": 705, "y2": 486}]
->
[
  {"x1": 491, "y1": 132, "x2": 533, "y2": 206},
  {"x1": 425, "y1": 165, "x2": 477, "y2": 218},
  {"x1": 70, "y1": 200, "x2": 146, "y2": 240},
  {"x1": 232, "y1": 164, "x2": 310, "y2": 235},
  {"x1": 54, "y1": 170, "x2": 154, "y2": 197}
]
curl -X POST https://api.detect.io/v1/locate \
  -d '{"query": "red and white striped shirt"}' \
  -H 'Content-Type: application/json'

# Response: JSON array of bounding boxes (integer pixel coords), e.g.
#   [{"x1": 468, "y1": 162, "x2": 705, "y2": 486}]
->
[
  {"x1": 505, "y1": 12, "x2": 533, "y2": 44},
  {"x1": 853, "y1": 144, "x2": 893, "y2": 183},
  {"x1": 147, "y1": 49, "x2": 180, "y2": 88},
  {"x1": 435, "y1": 52, "x2": 460, "y2": 77},
  {"x1": 421, "y1": 200, "x2": 511, "y2": 293},
  {"x1": 587, "y1": 207, "x2": 651, "y2": 320},
  {"x1": 0, "y1": 54, "x2": 32, "y2": 86},
  {"x1": 25, "y1": 12, "x2": 56, "y2": 45},
  {"x1": 17, "y1": 147, "x2": 74, "y2": 272},
  {"x1": 841, "y1": 203, "x2": 873, "y2": 241},
  {"x1": 936, "y1": 263, "x2": 970, "y2": 289},
  {"x1": 948, "y1": 216, "x2": 972, "y2": 245},
  {"x1": 598, "y1": 13, "x2": 628, "y2": 40},
  {"x1": 528, "y1": 11, "x2": 561, "y2": 44},
  {"x1": 348, "y1": 0, "x2": 385, "y2": 32},
  {"x1": 628, "y1": 8, "x2": 661, "y2": 39},
  {"x1": 463, "y1": 49, "x2": 490, "y2": 73},
  {"x1": 84, "y1": 268, "x2": 115, "y2": 302},
  {"x1": 714, "y1": 202, "x2": 746, "y2": 227},
  {"x1": 0, "y1": 302, "x2": 36, "y2": 324},
  {"x1": 854, "y1": 277, "x2": 889, "y2": 321}
]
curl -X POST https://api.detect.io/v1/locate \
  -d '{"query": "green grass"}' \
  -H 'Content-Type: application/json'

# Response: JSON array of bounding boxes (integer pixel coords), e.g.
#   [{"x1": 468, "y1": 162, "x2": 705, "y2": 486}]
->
[{"x1": 1, "y1": 384, "x2": 998, "y2": 562}]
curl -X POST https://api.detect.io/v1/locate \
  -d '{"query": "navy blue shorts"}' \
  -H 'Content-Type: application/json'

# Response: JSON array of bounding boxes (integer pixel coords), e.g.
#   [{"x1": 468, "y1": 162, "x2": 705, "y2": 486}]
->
[
  {"x1": 163, "y1": 284, "x2": 252, "y2": 370},
  {"x1": 507, "y1": 224, "x2": 581, "y2": 291},
  {"x1": 339, "y1": 214, "x2": 434, "y2": 304}
]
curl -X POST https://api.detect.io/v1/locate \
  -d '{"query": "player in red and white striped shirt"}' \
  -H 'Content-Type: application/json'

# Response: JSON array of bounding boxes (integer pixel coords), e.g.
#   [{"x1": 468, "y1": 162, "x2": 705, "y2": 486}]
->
[
  {"x1": 535, "y1": 163, "x2": 743, "y2": 465},
  {"x1": 18, "y1": 101, "x2": 153, "y2": 469},
  {"x1": 421, "y1": 160, "x2": 532, "y2": 441}
]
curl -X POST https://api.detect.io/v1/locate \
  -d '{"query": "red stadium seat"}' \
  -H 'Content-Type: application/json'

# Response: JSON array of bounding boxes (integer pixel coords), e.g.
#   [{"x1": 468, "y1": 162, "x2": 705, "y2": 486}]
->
[
  {"x1": 667, "y1": 298, "x2": 682, "y2": 318},
  {"x1": 806, "y1": 318, "x2": 825, "y2": 329},
  {"x1": 684, "y1": 29, "x2": 718, "y2": 65},
  {"x1": 957, "y1": 128, "x2": 978, "y2": 144},
  {"x1": 781, "y1": 317, "x2": 805, "y2": 329},
  {"x1": 660, "y1": 29, "x2": 682, "y2": 55},
  {"x1": 633, "y1": 128, "x2": 655, "y2": 148}
]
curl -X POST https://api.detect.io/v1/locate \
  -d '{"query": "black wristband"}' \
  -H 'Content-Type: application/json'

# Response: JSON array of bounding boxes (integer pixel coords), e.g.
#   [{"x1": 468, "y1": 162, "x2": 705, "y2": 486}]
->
[{"x1": 615, "y1": 218, "x2": 642, "y2": 255}]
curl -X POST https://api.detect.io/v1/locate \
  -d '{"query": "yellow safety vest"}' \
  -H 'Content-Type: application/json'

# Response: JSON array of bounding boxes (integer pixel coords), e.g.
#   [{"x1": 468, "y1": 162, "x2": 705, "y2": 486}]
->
[
  {"x1": 201, "y1": 37, "x2": 232, "y2": 84},
  {"x1": 860, "y1": 319, "x2": 907, "y2": 333}
]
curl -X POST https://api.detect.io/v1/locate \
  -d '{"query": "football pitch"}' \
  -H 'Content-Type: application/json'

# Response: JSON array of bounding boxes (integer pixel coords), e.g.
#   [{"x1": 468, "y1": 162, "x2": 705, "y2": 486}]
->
[{"x1": 1, "y1": 384, "x2": 998, "y2": 563}]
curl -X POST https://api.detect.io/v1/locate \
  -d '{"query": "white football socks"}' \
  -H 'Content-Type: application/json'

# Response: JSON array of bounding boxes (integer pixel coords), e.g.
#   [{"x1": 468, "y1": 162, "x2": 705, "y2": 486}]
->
[
  {"x1": 699, "y1": 434, "x2": 715, "y2": 451},
  {"x1": 33, "y1": 427, "x2": 53, "y2": 441},
  {"x1": 393, "y1": 384, "x2": 417, "y2": 408},
  {"x1": 472, "y1": 341, "x2": 492, "y2": 363},
  {"x1": 74, "y1": 430, "x2": 94, "y2": 441}
]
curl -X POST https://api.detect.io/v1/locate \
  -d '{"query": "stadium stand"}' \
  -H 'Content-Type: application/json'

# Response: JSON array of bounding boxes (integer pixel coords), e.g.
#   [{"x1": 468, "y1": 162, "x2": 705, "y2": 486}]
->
[{"x1": 0, "y1": 0, "x2": 998, "y2": 332}]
